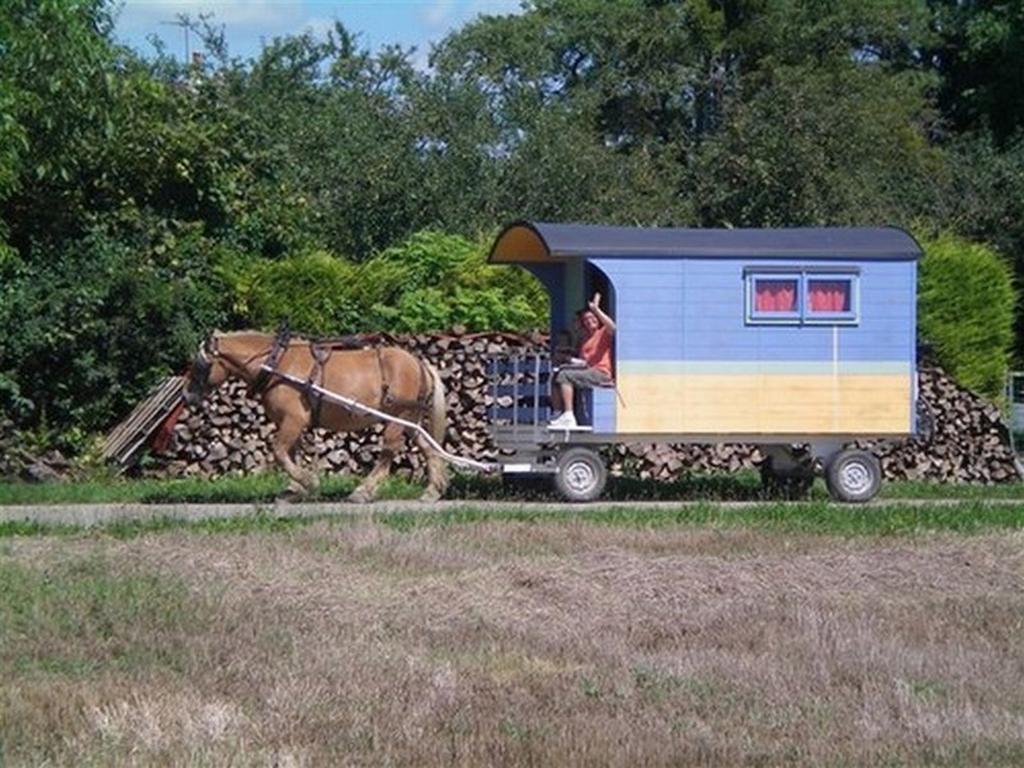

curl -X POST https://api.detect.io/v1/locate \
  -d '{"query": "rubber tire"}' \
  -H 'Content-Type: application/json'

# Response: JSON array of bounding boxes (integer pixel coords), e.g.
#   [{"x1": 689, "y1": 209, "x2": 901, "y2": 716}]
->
[
  {"x1": 554, "y1": 447, "x2": 608, "y2": 503},
  {"x1": 825, "y1": 449, "x2": 882, "y2": 503}
]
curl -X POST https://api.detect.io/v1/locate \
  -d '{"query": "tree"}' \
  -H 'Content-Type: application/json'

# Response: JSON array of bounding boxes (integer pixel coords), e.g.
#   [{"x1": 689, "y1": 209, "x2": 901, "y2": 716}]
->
[{"x1": 928, "y1": 0, "x2": 1024, "y2": 143}]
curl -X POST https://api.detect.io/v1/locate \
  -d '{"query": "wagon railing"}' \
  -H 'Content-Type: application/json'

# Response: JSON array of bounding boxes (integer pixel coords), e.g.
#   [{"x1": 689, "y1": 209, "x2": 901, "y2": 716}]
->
[{"x1": 487, "y1": 352, "x2": 552, "y2": 428}]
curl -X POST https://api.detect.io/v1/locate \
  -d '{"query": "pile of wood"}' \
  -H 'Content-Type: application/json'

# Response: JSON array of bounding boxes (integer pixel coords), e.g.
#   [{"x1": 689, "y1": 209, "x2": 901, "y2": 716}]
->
[
  {"x1": 0, "y1": 416, "x2": 76, "y2": 483},
  {"x1": 149, "y1": 333, "x2": 1019, "y2": 484},
  {"x1": 152, "y1": 331, "x2": 548, "y2": 479},
  {"x1": 860, "y1": 365, "x2": 1019, "y2": 483}
]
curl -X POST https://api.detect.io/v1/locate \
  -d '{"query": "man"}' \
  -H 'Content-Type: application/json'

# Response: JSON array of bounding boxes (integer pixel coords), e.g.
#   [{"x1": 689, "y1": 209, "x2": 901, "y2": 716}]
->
[{"x1": 548, "y1": 292, "x2": 615, "y2": 429}]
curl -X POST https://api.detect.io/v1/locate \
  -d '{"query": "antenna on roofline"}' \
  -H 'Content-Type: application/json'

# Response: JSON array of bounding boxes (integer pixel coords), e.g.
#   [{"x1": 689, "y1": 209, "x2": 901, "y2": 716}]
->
[{"x1": 160, "y1": 18, "x2": 191, "y2": 62}]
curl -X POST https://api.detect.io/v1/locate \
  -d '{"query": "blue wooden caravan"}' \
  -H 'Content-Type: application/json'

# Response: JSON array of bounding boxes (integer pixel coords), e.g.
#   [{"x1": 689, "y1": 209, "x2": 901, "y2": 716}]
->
[{"x1": 487, "y1": 221, "x2": 922, "y2": 502}]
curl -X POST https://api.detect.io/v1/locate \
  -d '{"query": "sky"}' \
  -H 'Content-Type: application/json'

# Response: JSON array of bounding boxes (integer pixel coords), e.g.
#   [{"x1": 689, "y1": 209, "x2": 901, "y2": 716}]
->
[{"x1": 114, "y1": 0, "x2": 524, "y2": 68}]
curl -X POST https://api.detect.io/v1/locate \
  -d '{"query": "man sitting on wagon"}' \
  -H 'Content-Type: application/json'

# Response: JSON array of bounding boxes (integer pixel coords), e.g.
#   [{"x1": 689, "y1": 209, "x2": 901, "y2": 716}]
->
[{"x1": 548, "y1": 292, "x2": 615, "y2": 430}]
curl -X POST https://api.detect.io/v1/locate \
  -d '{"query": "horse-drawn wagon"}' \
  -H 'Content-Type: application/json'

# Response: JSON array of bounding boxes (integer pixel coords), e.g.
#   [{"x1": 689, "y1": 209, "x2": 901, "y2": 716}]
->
[
  {"x1": 486, "y1": 221, "x2": 922, "y2": 503},
  {"x1": 181, "y1": 221, "x2": 920, "y2": 505}
]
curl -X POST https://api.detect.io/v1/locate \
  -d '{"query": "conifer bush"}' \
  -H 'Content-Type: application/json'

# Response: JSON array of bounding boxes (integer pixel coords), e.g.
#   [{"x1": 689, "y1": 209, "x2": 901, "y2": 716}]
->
[{"x1": 917, "y1": 233, "x2": 1015, "y2": 401}]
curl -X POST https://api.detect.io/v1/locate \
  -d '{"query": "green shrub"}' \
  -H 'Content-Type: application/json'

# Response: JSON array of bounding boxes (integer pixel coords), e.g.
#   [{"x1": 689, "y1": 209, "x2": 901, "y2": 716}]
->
[
  {"x1": 228, "y1": 230, "x2": 549, "y2": 336},
  {"x1": 361, "y1": 230, "x2": 548, "y2": 332},
  {"x1": 0, "y1": 224, "x2": 232, "y2": 446},
  {"x1": 918, "y1": 233, "x2": 1016, "y2": 401},
  {"x1": 231, "y1": 249, "x2": 363, "y2": 335}
]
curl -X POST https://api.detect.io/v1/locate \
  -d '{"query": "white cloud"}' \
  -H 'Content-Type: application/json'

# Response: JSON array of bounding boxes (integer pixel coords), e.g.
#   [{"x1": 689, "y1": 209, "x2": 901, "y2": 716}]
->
[
  {"x1": 467, "y1": 0, "x2": 523, "y2": 15},
  {"x1": 419, "y1": 0, "x2": 456, "y2": 29},
  {"x1": 297, "y1": 15, "x2": 338, "y2": 40}
]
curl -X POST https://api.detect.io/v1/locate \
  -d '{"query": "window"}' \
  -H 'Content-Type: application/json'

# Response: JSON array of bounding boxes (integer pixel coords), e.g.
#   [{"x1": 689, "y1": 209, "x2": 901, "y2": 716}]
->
[
  {"x1": 806, "y1": 278, "x2": 855, "y2": 321},
  {"x1": 750, "y1": 276, "x2": 800, "y2": 321},
  {"x1": 745, "y1": 270, "x2": 858, "y2": 325}
]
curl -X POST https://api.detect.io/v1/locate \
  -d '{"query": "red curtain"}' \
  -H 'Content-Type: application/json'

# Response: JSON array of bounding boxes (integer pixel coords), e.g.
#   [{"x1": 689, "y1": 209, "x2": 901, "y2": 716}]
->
[
  {"x1": 808, "y1": 280, "x2": 850, "y2": 312},
  {"x1": 755, "y1": 280, "x2": 797, "y2": 312}
]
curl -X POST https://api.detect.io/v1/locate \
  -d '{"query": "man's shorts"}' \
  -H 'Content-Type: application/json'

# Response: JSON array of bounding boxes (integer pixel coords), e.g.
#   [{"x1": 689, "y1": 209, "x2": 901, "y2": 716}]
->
[{"x1": 553, "y1": 366, "x2": 613, "y2": 388}]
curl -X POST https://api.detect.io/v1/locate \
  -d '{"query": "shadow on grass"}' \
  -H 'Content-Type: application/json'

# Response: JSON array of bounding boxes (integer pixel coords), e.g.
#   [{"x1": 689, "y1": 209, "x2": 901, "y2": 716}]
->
[
  {"x1": 3, "y1": 468, "x2": 1023, "y2": 508},
  {"x1": 444, "y1": 469, "x2": 808, "y2": 502}
]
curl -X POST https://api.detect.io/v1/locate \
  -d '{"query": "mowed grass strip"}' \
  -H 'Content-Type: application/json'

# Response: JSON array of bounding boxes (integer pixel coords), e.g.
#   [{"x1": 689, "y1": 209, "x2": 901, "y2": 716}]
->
[
  {"x1": 5, "y1": 470, "x2": 1024, "y2": 506},
  {"x1": 377, "y1": 499, "x2": 1024, "y2": 536},
  {"x1": 2, "y1": 520, "x2": 1023, "y2": 766},
  {"x1": 3, "y1": 500, "x2": 1024, "y2": 541}
]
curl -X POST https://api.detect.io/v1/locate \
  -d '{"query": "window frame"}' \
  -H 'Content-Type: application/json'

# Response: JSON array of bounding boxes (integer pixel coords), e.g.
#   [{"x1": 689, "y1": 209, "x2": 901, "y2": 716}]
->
[
  {"x1": 747, "y1": 274, "x2": 802, "y2": 324},
  {"x1": 804, "y1": 275, "x2": 858, "y2": 324},
  {"x1": 744, "y1": 267, "x2": 860, "y2": 326}
]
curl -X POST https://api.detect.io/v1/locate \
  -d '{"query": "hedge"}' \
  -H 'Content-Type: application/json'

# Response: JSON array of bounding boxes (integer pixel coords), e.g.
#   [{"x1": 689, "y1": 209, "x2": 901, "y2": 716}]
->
[{"x1": 917, "y1": 233, "x2": 1016, "y2": 402}]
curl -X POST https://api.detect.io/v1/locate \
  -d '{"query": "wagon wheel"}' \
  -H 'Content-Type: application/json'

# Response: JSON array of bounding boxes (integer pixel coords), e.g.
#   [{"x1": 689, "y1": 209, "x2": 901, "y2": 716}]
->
[
  {"x1": 824, "y1": 449, "x2": 882, "y2": 503},
  {"x1": 554, "y1": 447, "x2": 607, "y2": 503}
]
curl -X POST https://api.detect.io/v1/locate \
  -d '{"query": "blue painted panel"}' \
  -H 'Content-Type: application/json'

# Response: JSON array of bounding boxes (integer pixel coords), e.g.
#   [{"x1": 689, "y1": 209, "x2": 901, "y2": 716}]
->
[
  {"x1": 523, "y1": 263, "x2": 567, "y2": 333},
  {"x1": 679, "y1": 258, "x2": 912, "y2": 363},
  {"x1": 609, "y1": 288, "x2": 685, "y2": 306},
  {"x1": 621, "y1": 316, "x2": 686, "y2": 332},
  {"x1": 587, "y1": 253, "x2": 915, "y2": 368},
  {"x1": 618, "y1": 308, "x2": 685, "y2": 324},
  {"x1": 593, "y1": 389, "x2": 617, "y2": 432},
  {"x1": 590, "y1": 258, "x2": 684, "y2": 278}
]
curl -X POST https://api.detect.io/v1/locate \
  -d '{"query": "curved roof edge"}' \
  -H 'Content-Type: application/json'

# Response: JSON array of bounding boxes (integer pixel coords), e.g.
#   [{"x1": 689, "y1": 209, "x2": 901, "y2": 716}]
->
[{"x1": 488, "y1": 221, "x2": 923, "y2": 263}]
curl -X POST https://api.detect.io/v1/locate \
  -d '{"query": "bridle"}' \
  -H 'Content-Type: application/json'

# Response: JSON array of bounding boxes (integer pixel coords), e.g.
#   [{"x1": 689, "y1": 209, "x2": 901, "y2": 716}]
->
[{"x1": 185, "y1": 325, "x2": 292, "y2": 405}]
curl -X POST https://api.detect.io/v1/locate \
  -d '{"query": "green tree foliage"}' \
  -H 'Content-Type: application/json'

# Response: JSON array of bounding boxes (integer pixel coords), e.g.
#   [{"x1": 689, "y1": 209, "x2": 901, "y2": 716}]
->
[
  {"x1": 3, "y1": 0, "x2": 1024, "y2": 452},
  {"x1": 229, "y1": 231, "x2": 548, "y2": 336},
  {"x1": 929, "y1": 0, "x2": 1024, "y2": 143},
  {"x1": 918, "y1": 233, "x2": 1015, "y2": 401},
  {"x1": 227, "y1": 250, "x2": 363, "y2": 334},
  {"x1": 225, "y1": 26, "x2": 431, "y2": 260},
  {"x1": 0, "y1": 226, "x2": 230, "y2": 449},
  {"x1": 362, "y1": 231, "x2": 547, "y2": 332},
  {"x1": 0, "y1": 1, "x2": 241, "y2": 441}
]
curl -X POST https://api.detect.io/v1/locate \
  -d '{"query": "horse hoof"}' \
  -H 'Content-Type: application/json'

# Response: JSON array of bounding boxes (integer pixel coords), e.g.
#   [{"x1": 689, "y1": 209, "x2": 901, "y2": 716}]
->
[
  {"x1": 419, "y1": 488, "x2": 443, "y2": 503},
  {"x1": 275, "y1": 490, "x2": 302, "y2": 504},
  {"x1": 347, "y1": 490, "x2": 372, "y2": 504}
]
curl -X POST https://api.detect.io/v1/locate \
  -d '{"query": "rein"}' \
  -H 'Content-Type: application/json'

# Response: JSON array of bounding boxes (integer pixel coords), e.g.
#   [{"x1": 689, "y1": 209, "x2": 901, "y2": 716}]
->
[{"x1": 198, "y1": 328, "x2": 432, "y2": 429}]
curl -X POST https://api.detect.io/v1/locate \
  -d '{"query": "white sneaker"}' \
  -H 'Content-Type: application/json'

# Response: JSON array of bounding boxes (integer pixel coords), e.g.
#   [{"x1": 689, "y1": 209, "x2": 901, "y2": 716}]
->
[{"x1": 547, "y1": 411, "x2": 579, "y2": 429}]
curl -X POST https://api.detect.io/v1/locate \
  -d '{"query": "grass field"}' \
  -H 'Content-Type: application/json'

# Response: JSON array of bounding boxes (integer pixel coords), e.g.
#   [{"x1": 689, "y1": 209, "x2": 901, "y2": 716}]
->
[
  {"x1": 4, "y1": 469, "x2": 1024, "y2": 506},
  {"x1": 2, "y1": 506, "x2": 1023, "y2": 766}
]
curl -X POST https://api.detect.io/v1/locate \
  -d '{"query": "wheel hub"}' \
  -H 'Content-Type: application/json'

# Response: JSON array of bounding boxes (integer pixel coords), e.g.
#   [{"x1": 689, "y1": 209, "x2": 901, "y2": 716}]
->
[
  {"x1": 565, "y1": 460, "x2": 597, "y2": 493},
  {"x1": 839, "y1": 459, "x2": 873, "y2": 494}
]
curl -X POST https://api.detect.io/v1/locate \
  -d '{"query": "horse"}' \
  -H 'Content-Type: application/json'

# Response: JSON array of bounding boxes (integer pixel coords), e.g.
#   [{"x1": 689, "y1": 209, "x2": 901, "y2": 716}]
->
[{"x1": 182, "y1": 329, "x2": 449, "y2": 502}]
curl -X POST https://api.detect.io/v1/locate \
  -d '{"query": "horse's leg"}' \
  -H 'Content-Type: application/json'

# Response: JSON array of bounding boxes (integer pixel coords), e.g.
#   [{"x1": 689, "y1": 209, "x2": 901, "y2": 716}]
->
[
  {"x1": 272, "y1": 414, "x2": 319, "y2": 499},
  {"x1": 348, "y1": 421, "x2": 403, "y2": 503},
  {"x1": 414, "y1": 432, "x2": 448, "y2": 503},
  {"x1": 418, "y1": 363, "x2": 449, "y2": 503}
]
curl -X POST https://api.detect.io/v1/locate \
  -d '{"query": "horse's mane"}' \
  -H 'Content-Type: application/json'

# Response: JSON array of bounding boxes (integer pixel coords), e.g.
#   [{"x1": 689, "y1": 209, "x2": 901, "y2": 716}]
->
[
  {"x1": 217, "y1": 330, "x2": 307, "y2": 344},
  {"x1": 216, "y1": 330, "x2": 379, "y2": 349},
  {"x1": 217, "y1": 330, "x2": 275, "y2": 339}
]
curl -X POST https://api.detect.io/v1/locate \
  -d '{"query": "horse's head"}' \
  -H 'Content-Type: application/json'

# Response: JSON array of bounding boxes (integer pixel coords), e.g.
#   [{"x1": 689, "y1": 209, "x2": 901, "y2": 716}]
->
[{"x1": 183, "y1": 333, "x2": 231, "y2": 407}]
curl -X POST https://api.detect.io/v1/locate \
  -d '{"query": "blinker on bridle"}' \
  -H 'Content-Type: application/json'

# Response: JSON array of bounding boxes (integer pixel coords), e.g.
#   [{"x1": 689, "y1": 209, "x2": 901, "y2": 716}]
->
[{"x1": 185, "y1": 334, "x2": 219, "y2": 404}]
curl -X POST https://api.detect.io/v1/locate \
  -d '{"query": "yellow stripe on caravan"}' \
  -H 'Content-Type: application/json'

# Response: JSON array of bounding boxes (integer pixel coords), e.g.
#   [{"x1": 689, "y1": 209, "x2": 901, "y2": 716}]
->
[{"x1": 615, "y1": 373, "x2": 912, "y2": 434}]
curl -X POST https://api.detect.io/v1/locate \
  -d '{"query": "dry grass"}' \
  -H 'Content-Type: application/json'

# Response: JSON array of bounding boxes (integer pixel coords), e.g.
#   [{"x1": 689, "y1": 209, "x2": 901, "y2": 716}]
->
[{"x1": 2, "y1": 521, "x2": 1024, "y2": 766}]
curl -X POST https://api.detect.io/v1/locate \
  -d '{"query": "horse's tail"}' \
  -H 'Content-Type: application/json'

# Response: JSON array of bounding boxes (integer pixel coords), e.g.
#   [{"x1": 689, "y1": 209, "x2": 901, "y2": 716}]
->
[{"x1": 426, "y1": 363, "x2": 447, "y2": 446}]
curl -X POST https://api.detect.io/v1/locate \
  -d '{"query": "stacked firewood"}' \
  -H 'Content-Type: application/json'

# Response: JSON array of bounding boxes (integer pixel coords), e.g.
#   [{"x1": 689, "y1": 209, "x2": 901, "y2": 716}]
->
[
  {"x1": 607, "y1": 443, "x2": 762, "y2": 481},
  {"x1": 153, "y1": 331, "x2": 548, "y2": 478},
  {"x1": 151, "y1": 333, "x2": 1020, "y2": 484},
  {"x1": 859, "y1": 366, "x2": 1019, "y2": 483}
]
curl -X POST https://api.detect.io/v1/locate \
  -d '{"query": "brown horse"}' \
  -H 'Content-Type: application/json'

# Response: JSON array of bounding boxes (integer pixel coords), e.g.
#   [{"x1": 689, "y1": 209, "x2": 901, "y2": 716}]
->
[{"x1": 183, "y1": 330, "x2": 449, "y2": 502}]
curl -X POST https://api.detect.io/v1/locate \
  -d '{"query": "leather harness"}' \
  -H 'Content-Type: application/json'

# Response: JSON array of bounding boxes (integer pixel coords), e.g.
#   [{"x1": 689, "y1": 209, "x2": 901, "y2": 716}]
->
[{"x1": 251, "y1": 327, "x2": 434, "y2": 429}]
